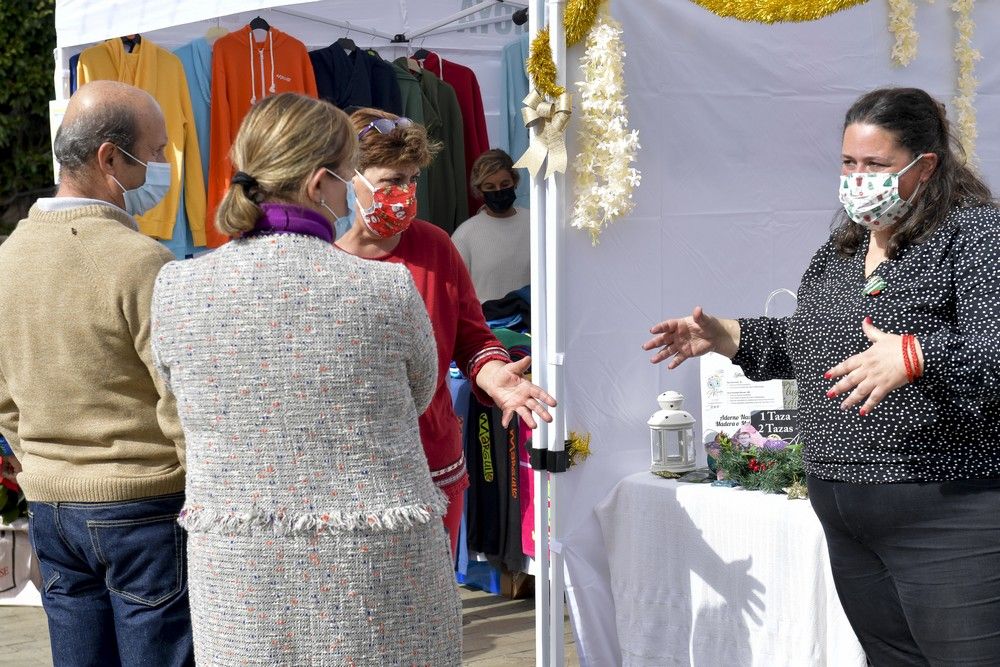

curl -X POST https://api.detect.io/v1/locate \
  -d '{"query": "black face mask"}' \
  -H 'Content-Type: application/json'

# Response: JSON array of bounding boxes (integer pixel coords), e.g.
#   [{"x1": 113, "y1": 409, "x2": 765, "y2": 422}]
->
[{"x1": 481, "y1": 187, "x2": 517, "y2": 214}]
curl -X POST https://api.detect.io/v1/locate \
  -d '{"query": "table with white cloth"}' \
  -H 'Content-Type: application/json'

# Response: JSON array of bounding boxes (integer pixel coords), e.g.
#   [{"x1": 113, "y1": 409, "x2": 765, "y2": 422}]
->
[{"x1": 595, "y1": 472, "x2": 866, "y2": 666}]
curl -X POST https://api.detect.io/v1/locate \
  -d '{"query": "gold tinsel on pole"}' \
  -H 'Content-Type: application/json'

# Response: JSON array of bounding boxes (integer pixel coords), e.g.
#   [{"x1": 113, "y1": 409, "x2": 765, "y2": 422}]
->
[
  {"x1": 527, "y1": 27, "x2": 564, "y2": 98},
  {"x1": 566, "y1": 431, "x2": 592, "y2": 467},
  {"x1": 526, "y1": 0, "x2": 606, "y2": 98}
]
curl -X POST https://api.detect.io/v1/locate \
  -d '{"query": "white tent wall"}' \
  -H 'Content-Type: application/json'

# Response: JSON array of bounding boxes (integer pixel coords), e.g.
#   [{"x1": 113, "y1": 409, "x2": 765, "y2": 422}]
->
[{"x1": 560, "y1": 1, "x2": 1000, "y2": 665}]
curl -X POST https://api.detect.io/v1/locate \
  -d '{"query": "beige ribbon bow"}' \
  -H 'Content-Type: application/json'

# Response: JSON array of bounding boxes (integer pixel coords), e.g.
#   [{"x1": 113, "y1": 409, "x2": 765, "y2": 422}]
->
[{"x1": 513, "y1": 90, "x2": 573, "y2": 179}]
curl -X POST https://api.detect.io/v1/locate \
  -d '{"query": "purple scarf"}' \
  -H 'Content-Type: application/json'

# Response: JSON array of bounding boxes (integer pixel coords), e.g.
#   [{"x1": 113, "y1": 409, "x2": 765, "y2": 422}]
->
[{"x1": 246, "y1": 203, "x2": 334, "y2": 243}]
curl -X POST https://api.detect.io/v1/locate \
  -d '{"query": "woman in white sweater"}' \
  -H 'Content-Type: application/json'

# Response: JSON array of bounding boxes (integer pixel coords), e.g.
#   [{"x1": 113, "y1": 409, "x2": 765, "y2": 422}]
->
[
  {"x1": 150, "y1": 93, "x2": 461, "y2": 666},
  {"x1": 451, "y1": 149, "x2": 531, "y2": 302}
]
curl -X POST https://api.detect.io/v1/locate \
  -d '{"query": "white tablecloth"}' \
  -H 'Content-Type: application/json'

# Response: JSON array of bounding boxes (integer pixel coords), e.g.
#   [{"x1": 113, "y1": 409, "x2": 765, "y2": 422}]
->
[{"x1": 595, "y1": 473, "x2": 865, "y2": 666}]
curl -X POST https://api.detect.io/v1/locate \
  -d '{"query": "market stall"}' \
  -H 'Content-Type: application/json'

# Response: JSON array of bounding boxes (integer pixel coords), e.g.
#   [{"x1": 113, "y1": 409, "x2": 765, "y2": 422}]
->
[{"x1": 45, "y1": 1, "x2": 1000, "y2": 666}]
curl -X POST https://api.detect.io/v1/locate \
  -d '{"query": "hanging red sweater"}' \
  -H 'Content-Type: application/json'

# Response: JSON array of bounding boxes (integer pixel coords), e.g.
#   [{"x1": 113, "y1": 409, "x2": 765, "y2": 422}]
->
[
  {"x1": 421, "y1": 52, "x2": 490, "y2": 221},
  {"x1": 336, "y1": 220, "x2": 508, "y2": 495},
  {"x1": 206, "y1": 26, "x2": 318, "y2": 247}
]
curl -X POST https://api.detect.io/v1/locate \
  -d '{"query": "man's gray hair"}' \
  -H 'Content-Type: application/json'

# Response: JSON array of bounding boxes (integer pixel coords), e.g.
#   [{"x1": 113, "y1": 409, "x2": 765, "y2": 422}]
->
[{"x1": 52, "y1": 102, "x2": 139, "y2": 174}]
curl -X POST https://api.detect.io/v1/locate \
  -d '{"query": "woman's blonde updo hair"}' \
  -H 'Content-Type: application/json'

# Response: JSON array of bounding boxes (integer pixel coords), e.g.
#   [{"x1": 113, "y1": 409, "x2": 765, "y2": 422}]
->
[
  {"x1": 349, "y1": 107, "x2": 441, "y2": 173},
  {"x1": 217, "y1": 93, "x2": 357, "y2": 237}
]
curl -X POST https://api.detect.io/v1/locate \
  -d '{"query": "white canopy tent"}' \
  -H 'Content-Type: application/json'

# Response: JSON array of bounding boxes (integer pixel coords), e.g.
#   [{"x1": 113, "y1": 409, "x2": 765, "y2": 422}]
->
[
  {"x1": 53, "y1": 1, "x2": 572, "y2": 664},
  {"x1": 51, "y1": 1, "x2": 1000, "y2": 665},
  {"x1": 53, "y1": 1, "x2": 533, "y2": 139}
]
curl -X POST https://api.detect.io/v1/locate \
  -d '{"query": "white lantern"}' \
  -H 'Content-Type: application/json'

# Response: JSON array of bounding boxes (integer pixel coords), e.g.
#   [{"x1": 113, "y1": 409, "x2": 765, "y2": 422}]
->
[{"x1": 648, "y1": 391, "x2": 696, "y2": 474}]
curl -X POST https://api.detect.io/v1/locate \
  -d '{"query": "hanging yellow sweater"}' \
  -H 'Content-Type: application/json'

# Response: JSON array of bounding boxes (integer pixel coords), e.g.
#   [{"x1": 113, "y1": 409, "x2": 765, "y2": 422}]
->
[{"x1": 78, "y1": 38, "x2": 207, "y2": 245}]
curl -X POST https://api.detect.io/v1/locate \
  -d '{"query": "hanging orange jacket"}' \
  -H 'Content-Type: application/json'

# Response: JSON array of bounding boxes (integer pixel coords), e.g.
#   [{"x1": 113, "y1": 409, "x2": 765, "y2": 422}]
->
[{"x1": 206, "y1": 26, "x2": 318, "y2": 247}]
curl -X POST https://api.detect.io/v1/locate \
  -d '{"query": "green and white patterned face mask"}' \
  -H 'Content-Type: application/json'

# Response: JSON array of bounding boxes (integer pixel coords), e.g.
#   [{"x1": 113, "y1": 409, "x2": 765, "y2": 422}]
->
[{"x1": 839, "y1": 154, "x2": 926, "y2": 231}]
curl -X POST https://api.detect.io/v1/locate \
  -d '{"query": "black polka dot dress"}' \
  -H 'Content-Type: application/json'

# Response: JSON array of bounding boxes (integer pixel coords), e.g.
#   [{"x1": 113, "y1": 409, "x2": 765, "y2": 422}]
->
[{"x1": 733, "y1": 204, "x2": 1000, "y2": 483}]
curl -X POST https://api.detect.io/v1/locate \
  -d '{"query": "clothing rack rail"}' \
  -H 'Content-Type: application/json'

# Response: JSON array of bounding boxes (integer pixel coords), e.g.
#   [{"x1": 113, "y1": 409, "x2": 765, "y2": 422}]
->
[
  {"x1": 406, "y1": 0, "x2": 527, "y2": 41},
  {"x1": 271, "y1": 9, "x2": 396, "y2": 41},
  {"x1": 271, "y1": 0, "x2": 527, "y2": 45}
]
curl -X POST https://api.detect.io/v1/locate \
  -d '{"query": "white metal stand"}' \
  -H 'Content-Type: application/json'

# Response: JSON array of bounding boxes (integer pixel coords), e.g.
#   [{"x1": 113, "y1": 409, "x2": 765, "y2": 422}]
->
[
  {"x1": 545, "y1": 2, "x2": 567, "y2": 662},
  {"x1": 530, "y1": 0, "x2": 568, "y2": 663}
]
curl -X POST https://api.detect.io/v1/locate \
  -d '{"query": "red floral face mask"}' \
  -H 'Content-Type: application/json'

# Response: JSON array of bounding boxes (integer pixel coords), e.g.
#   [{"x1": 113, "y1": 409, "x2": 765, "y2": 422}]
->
[{"x1": 355, "y1": 171, "x2": 418, "y2": 238}]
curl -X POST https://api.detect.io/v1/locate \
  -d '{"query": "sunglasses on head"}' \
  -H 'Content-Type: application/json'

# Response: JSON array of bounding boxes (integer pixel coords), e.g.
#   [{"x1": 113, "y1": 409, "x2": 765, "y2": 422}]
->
[{"x1": 358, "y1": 117, "x2": 414, "y2": 140}]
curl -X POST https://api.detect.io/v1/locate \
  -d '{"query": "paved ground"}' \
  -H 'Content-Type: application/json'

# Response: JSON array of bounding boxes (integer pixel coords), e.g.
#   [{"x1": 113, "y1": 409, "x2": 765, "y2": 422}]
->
[{"x1": 0, "y1": 586, "x2": 579, "y2": 666}]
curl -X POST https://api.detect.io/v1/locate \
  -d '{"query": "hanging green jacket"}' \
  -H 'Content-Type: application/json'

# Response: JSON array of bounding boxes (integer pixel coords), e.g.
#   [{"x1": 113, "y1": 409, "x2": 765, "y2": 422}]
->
[
  {"x1": 390, "y1": 59, "x2": 432, "y2": 222},
  {"x1": 393, "y1": 58, "x2": 467, "y2": 234}
]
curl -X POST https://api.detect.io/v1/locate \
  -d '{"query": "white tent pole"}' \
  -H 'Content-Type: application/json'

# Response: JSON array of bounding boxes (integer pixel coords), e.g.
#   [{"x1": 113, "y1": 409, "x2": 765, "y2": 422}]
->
[
  {"x1": 270, "y1": 9, "x2": 396, "y2": 41},
  {"x1": 545, "y1": 0, "x2": 567, "y2": 665},
  {"x1": 53, "y1": 47, "x2": 69, "y2": 101},
  {"x1": 528, "y1": 0, "x2": 551, "y2": 662},
  {"x1": 51, "y1": 46, "x2": 71, "y2": 185},
  {"x1": 407, "y1": 0, "x2": 528, "y2": 41}
]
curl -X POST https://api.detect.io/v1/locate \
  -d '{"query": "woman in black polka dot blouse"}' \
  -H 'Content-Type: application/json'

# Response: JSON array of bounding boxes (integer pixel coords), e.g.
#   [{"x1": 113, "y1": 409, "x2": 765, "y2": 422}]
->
[{"x1": 643, "y1": 87, "x2": 1000, "y2": 665}]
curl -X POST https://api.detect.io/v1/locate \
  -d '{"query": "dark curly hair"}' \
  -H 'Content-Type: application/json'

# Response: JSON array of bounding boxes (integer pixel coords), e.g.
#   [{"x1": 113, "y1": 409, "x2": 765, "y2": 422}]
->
[{"x1": 832, "y1": 87, "x2": 993, "y2": 258}]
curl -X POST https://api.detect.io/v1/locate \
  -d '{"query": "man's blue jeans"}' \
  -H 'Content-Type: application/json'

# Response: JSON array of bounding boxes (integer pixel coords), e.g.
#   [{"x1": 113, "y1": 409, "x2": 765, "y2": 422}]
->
[{"x1": 28, "y1": 492, "x2": 194, "y2": 666}]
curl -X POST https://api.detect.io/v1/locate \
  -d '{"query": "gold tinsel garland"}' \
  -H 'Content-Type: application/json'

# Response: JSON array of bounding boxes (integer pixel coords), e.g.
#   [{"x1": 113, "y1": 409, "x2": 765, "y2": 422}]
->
[
  {"x1": 566, "y1": 431, "x2": 592, "y2": 467},
  {"x1": 526, "y1": 0, "x2": 605, "y2": 98},
  {"x1": 565, "y1": 0, "x2": 604, "y2": 45},
  {"x1": 528, "y1": 28, "x2": 563, "y2": 98},
  {"x1": 689, "y1": 0, "x2": 867, "y2": 23}
]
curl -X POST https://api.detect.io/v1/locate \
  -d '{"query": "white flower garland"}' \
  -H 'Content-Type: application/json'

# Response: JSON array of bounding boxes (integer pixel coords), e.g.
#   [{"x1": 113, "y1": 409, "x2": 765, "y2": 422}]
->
[
  {"x1": 887, "y1": 0, "x2": 918, "y2": 66},
  {"x1": 952, "y1": 0, "x2": 980, "y2": 163},
  {"x1": 886, "y1": 0, "x2": 981, "y2": 164},
  {"x1": 571, "y1": 14, "x2": 641, "y2": 245}
]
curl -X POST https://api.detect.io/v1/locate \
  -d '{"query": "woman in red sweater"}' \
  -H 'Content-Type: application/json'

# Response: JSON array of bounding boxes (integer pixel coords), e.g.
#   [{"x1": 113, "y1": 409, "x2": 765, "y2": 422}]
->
[{"x1": 335, "y1": 108, "x2": 556, "y2": 556}]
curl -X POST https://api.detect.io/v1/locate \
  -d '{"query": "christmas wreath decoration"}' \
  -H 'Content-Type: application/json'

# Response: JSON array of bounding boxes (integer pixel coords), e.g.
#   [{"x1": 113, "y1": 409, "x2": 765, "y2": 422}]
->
[{"x1": 707, "y1": 426, "x2": 808, "y2": 498}]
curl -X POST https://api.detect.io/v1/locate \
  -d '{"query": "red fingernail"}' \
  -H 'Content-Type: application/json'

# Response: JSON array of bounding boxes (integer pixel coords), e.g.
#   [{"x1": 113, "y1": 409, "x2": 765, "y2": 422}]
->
[
  {"x1": 859, "y1": 408, "x2": 868, "y2": 417},
  {"x1": 864, "y1": 316, "x2": 872, "y2": 324},
  {"x1": 823, "y1": 372, "x2": 832, "y2": 380},
  {"x1": 826, "y1": 390, "x2": 836, "y2": 398}
]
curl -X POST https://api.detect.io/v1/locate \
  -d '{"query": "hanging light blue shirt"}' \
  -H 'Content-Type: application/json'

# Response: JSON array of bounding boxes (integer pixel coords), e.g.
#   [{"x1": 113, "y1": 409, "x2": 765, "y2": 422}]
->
[
  {"x1": 165, "y1": 37, "x2": 212, "y2": 258},
  {"x1": 500, "y1": 34, "x2": 530, "y2": 209}
]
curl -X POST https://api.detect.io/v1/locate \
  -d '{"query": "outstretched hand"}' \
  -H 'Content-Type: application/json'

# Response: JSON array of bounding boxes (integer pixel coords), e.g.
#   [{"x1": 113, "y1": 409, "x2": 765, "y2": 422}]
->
[
  {"x1": 478, "y1": 356, "x2": 557, "y2": 428},
  {"x1": 824, "y1": 317, "x2": 915, "y2": 415},
  {"x1": 642, "y1": 306, "x2": 738, "y2": 369}
]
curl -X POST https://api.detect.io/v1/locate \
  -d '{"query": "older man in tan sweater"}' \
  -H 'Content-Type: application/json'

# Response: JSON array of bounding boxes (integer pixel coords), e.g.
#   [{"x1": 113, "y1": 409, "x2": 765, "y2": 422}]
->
[{"x1": 0, "y1": 81, "x2": 193, "y2": 665}]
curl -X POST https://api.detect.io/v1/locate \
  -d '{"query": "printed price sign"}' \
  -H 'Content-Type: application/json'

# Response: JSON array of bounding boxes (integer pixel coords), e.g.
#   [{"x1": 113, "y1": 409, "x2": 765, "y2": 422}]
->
[
  {"x1": 700, "y1": 352, "x2": 798, "y2": 442},
  {"x1": 750, "y1": 408, "x2": 799, "y2": 441}
]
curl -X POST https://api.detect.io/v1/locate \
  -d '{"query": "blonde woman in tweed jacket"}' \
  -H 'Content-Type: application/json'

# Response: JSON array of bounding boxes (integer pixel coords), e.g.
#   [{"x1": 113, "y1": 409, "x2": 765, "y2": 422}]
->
[{"x1": 151, "y1": 93, "x2": 462, "y2": 665}]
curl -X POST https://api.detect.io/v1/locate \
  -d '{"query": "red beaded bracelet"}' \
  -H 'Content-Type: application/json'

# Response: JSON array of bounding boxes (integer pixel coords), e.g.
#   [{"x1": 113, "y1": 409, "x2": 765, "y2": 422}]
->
[
  {"x1": 907, "y1": 333, "x2": 922, "y2": 379},
  {"x1": 902, "y1": 333, "x2": 915, "y2": 383}
]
